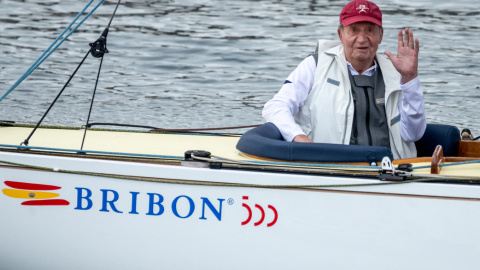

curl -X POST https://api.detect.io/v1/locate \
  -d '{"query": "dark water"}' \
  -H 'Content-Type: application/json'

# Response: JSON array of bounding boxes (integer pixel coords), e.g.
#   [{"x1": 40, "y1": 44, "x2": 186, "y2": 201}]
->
[{"x1": 1, "y1": 0, "x2": 479, "y2": 135}]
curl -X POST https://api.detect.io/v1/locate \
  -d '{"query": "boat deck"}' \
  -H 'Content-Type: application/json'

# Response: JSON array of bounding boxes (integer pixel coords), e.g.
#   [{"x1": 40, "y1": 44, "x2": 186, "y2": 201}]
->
[
  {"x1": 0, "y1": 126, "x2": 245, "y2": 160},
  {"x1": 1, "y1": 125, "x2": 480, "y2": 177}
]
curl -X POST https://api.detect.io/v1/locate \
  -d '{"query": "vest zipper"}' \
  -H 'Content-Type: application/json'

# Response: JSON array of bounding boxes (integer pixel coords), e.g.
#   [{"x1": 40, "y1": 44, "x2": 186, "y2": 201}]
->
[
  {"x1": 364, "y1": 87, "x2": 372, "y2": 145},
  {"x1": 385, "y1": 89, "x2": 402, "y2": 158},
  {"x1": 340, "y1": 57, "x2": 351, "y2": 145},
  {"x1": 342, "y1": 86, "x2": 352, "y2": 145}
]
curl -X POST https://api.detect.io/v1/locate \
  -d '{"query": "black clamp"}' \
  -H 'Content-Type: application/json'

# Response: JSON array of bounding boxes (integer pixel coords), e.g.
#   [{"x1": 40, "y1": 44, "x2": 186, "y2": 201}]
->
[
  {"x1": 397, "y1": 163, "x2": 413, "y2": 172},
  {"x1": 183, "y1": 150, "x2": 222, "y2": 169},
  {"x1": 184, "y1": 150, "x2": 211, "y2": 159},
  {"x1": 89, "y1": 28, "x2": 109, "y2": 58}
]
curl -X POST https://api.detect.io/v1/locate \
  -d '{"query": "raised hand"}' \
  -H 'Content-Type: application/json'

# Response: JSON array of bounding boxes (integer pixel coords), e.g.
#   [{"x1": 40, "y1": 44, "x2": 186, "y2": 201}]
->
[{"x1": 384, "y1": 28, "x2": 419, "y2": 84}]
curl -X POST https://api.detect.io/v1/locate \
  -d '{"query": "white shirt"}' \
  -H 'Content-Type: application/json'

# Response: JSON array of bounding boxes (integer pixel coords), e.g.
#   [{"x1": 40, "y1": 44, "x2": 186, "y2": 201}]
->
[{"x1": 262, "y1": 55, "x2": 426, "y2": 143}]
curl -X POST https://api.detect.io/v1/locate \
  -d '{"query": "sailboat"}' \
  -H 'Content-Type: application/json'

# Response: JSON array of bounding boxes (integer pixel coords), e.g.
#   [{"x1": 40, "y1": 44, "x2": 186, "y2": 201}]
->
[{"x1": 1, "y1": 1, "x2": 480, "y2": 269}]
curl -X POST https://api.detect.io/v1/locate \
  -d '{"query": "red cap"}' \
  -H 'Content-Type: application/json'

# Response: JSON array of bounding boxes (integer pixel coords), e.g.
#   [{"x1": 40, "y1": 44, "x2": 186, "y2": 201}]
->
[{"x1": 340, "y1": 0, "x2": 382, "y2": 27}]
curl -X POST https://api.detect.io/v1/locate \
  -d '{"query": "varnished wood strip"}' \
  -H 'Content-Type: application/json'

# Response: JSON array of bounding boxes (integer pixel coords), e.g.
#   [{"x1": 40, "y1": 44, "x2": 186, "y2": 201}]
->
[
  {"x1": 431, "y1": 145, "x2": 444, "y2": 174},
  {"x1": 458, "y1": 141, "x2": 480, "y2": 158}
]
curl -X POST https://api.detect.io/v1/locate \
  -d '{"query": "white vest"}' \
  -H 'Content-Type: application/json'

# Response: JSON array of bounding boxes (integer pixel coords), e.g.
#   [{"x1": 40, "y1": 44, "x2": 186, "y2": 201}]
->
[{"x1": 294, "y1": 40, "x2": 417, "y2": 159}]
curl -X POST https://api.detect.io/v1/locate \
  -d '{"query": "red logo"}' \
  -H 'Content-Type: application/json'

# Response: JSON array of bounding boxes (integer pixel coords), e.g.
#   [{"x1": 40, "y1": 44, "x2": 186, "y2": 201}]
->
[{"x1": 241, "y1": 196, "x2": 278, "y2": 227}]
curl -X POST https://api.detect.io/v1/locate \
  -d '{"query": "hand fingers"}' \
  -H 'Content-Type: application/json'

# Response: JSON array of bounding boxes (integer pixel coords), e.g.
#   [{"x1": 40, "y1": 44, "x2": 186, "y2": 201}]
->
[
  {"x1": 404, "y1": 28, "x2": 409, "y2": 48},
  {"x1": 415, "y1": 37, "x2": 420, "y2": 54},
  {"x1": 384, "y1": 50, "x2": 394, "y2": 60},
  {"x1": 397, "y1": 29, "x2": 403, "y2": 49},
  {"x1": 401, "y1": 28, "x2": 419, "y2": 51},
  {"x1": 408, "y1": 28, "x2": 415, "y2": 49}
]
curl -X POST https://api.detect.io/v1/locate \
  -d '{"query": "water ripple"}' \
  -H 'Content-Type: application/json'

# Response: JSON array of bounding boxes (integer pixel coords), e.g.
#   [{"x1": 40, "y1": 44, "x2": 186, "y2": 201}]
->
[{"x1": 1, "y1": 0, "x2": 480, "y2": 135}]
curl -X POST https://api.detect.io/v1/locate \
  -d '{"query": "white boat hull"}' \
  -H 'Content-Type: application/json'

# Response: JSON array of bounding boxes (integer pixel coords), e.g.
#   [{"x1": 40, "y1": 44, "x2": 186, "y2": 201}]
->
[{"x1": 1, "y1": 152, "x2": 480, "y2": 269}]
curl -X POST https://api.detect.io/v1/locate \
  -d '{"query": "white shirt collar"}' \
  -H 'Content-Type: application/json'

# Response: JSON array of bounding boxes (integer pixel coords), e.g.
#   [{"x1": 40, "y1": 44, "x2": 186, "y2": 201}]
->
[{"x1": 347, "y1": 60, "x2": 378, "y2": 76}]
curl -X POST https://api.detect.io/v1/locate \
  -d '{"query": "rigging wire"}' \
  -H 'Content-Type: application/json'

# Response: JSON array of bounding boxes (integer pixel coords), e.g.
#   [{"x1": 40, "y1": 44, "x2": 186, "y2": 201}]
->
[
  {"x1": 0, "y1": 0, "x2": 105, "y2": 103},
  {"x1": 190, "y1": 154, "x2": 480, "y2": 183},
  {"x1": 21, "y1": 50, "x2": 92, "y2": 146},
  {"x1": 20, "y1": 0, "x2": 122, "y2": 148},
  {"x1": 80, "y1": 56, "x2": 104, "y2": 151},
  {"x1": 2, "y1": 140, "x2": 480, "y2": 184},
  {"x1": 1, "y1": 155, "x2": 480, "y2": 189},
  {"x1": 80, "y1": 0, "x2": 122, "y2": 151}
]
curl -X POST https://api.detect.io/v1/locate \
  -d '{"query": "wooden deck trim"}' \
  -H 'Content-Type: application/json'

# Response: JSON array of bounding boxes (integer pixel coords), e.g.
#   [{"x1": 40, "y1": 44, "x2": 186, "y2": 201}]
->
[
  {"x1": 431, "y1": 145, "x2": 444, "y2": 174},
  {"x1": 458, "y1": 140, "x2": 480, "y2": 157}
]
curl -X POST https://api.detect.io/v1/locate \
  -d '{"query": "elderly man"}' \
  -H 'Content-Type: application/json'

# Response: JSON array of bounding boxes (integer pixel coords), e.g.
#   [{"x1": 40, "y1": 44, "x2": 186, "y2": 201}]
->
[{"x1": 262, "y1": 0, "x2": 426, "y2": 159}]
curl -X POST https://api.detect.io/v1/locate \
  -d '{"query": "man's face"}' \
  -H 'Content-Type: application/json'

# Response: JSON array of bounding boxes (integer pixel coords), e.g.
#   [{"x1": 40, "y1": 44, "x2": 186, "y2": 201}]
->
[{"x1": 338, "y1": 22, "x2": 383, "y2": 65}]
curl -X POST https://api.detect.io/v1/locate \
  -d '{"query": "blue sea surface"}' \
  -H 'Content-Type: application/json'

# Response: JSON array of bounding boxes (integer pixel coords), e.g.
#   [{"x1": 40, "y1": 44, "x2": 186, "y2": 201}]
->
[{"x1": 1, "y1": 0, "x2": 479, "y2": 135}]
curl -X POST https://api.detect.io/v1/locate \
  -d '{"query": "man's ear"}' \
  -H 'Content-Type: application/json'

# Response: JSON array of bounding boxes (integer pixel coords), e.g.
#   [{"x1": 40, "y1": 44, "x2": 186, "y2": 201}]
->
[
  {"x1": 337, "y1": 27, "x2": 343, "y2": 41},
  {"x1": 379, "y1": 26, "x2": 384, "y2": 44}
]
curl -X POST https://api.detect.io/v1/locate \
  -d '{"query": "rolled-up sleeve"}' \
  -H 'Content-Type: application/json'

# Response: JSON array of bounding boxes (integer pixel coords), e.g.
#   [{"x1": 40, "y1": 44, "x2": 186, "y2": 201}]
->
[
  {"x1": 262, "y1": 56, "x2": 316, "y2": 141},
  {"x1": 398, "y1": 76, "x2": 427, "y2": 142}
]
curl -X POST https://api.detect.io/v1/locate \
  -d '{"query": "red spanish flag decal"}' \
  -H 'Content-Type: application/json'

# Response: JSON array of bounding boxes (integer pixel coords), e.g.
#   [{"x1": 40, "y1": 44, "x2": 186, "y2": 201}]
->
[
  {"x1": 3, "y1": 181, "x2": 69, "y2": 206},
  {"x1": 4, "y1": 181, "x2": 61, "y2": 190},
  {"x1": 22, "y1": 199, "x2": 70, "y2": 206},
  {"x1": 2, "y1": 189, "x2": 59, "y2": 199}
]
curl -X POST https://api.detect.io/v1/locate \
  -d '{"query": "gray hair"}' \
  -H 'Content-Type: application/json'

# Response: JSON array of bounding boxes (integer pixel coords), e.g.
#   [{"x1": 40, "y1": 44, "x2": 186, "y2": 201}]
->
[{"x1": 338, "y1": 23, "x2": 383, "y2": 33}]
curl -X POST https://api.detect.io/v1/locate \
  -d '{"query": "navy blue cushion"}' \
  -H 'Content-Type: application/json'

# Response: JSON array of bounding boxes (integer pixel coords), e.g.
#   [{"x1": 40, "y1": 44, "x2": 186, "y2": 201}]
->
[
  {"x1": 236, "y1": 122, "x2": 393, "y2": 163},
  {"x1": 415, "y1": 124, "x2": 460, "y2": 157}
]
